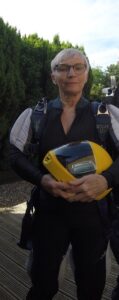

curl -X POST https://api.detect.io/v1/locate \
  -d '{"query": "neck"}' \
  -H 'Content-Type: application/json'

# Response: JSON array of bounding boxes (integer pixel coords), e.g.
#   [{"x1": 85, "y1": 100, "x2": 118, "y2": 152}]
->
[{"x1": 59, "y1": 91, "x2": 82, "y2": 108}]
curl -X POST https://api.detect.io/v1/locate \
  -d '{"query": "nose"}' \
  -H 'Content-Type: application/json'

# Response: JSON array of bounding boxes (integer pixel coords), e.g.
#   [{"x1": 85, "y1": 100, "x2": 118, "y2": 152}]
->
[{"x1": 67, "y1": 66, "x2": 75, "y2": 76}]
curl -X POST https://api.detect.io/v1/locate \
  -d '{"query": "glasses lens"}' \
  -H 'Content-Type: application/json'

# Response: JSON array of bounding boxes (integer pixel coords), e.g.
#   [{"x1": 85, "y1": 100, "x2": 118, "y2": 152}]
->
[
  {"x1": 55, "y1": 64, "x2": 68, "y2": 72},
  {"x1": 74, "y1": 64, "x2": 86, "y2": 73}
]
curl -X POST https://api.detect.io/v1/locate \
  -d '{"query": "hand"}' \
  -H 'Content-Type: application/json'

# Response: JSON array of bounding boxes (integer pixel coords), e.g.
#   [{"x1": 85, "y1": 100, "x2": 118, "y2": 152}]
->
[
  {"x1": 68, "y1": 174, "x2": 108, "y2": 202},
  {"x1": 40, "y1": 174, "x2": 75, "y2": 200}
]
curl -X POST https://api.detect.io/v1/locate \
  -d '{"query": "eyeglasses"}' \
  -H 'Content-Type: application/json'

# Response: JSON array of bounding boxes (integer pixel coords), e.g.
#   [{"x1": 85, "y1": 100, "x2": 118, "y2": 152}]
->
[{"x1": 54, "y1": 63, "x2": 87, "y2": 75}]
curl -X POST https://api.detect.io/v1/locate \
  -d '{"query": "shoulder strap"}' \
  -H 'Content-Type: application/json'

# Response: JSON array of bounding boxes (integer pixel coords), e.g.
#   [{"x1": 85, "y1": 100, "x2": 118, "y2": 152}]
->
[
  {"x1": 31, "y1": 97, "x2": 60, "y2": 142},
  {"x1": 24, "y1": 97, "x2": 47, "y2": 155},
  {"x1": 25, "y1": 97, "x2": 59, "y2": 155},
  {"x1": 91, "y1": 101, "x2": 111, "y2": 147},
  {"x1": 31, "y1": 97, "x2": 48, "y2": 142}
]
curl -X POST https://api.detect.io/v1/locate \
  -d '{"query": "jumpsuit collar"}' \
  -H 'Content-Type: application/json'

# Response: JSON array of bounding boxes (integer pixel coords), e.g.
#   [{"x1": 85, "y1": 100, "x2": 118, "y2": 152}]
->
[{"x1": 52, "y1": 96, "x2": 89, "y2": 112}]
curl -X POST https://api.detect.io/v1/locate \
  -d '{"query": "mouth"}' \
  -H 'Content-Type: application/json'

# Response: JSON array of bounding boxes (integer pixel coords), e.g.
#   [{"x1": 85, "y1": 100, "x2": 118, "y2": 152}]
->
[{"x1": 66, "y1": 82, "x2": 79, "y2": 84}]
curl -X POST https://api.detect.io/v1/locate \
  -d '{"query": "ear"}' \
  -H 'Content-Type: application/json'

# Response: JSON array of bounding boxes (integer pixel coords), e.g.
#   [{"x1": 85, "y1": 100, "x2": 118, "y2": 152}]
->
[
  {"x1": 84, "y1": 72, "x2": 88, "y2": 84},
  {"x1": 51, "y1": 73, "x2": 57, "y2": 85}
]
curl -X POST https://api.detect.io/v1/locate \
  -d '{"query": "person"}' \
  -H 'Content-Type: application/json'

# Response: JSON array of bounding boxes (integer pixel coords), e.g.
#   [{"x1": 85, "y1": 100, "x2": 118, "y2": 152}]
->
[
  {"x1": 9, "y1": 48, "x2": 119, "y2": 300},
  {"x1": 113, "y1": 85, "x2": 119, "y2": 108},
  {"x1": 109, "y1": 85, "x2": 119, "y2": 300}
]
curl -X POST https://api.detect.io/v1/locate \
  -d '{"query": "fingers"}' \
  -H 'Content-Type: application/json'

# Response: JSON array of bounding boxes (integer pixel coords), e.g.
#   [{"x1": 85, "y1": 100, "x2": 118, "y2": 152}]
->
[
  {"x1": 41, "y1": 173, "x2": 108, "y2": 203},
  {"x1": 41, "y1": 174, "x2": 74, "y2": 198},
  {"x1": 68, "y1": 192, "x2": 95, "y2": 203},
  {"x1": 67, "y1": 174, "x2": 108, "y2": 202}
]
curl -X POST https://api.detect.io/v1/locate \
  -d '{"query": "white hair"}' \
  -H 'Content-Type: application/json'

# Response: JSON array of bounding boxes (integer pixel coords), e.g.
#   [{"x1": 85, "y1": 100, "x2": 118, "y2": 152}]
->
[{"x1": 51, "y1": 48, "x2": 89, "y2": 72}]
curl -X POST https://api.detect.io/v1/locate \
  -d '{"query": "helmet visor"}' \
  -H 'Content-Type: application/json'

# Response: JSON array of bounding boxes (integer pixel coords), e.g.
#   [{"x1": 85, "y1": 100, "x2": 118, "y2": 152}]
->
[{"x1": 53, "y1": 141, "x2": 96, "y2": 178}]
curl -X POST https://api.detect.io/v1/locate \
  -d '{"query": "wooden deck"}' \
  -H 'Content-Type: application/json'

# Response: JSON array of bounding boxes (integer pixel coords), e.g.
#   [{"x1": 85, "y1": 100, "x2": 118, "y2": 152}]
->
[{"x1": 0, "y1": 203, "x2": 119, "y2": 300}]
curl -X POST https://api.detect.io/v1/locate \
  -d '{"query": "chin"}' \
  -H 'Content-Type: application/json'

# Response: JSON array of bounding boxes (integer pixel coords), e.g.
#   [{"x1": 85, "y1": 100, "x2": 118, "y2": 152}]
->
[{"x1": 65, "y1": 89, "x2": 82, "y2": 96}]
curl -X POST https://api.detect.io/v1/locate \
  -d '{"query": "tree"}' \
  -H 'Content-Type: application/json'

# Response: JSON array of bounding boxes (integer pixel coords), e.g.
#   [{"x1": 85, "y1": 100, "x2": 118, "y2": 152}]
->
[
  {"x1": 105, "y1": 64, "x2": 119, "y2": 87},
  {"x1": 0, "y1": 18, "x2": 25, "y2": 169},
  {"x1": 90, "y1": 67, "x2": 107, "y2": 100},
  {"x1": 0, "y1": 20, "x2": 93, "y2": 170}
]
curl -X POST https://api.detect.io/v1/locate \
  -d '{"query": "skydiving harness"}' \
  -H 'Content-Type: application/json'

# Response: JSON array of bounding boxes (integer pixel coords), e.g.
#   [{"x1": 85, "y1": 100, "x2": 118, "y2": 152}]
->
[
  {"x1": 30, "y1": 98, "x2": 111, "y2": 149},
  {"x1": 92, "y1": 101, "x2": 119, "y2": 151},
  {"x1": 18, "y1": 97, "x2": 116, "y2": 250}
]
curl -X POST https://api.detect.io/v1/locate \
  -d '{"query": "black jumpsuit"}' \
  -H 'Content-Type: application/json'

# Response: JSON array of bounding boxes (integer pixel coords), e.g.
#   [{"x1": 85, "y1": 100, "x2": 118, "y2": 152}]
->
[{"x1": 10, "y1": 98, "x2": 117, "y2": 300}]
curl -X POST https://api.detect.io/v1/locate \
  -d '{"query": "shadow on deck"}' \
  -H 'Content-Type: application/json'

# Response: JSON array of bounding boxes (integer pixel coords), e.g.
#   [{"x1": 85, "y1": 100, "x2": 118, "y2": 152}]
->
[{"x1": 0, "y1": 203, "x2": 118, "y2": 300}]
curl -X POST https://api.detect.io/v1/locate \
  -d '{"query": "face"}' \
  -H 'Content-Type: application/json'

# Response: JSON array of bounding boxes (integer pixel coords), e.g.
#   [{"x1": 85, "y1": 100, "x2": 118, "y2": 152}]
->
[{"x1": 51, "y1": 54, "x2": 88, "y2": 97}]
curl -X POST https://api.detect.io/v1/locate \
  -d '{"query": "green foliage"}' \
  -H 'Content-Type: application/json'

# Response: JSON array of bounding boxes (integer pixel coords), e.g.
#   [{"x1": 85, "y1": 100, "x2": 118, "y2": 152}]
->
[
  {"x1": 53, "y1": 34, "x2": 61, "y2": 47},
  {"x1": 89, "y1": 65, "x2": 119, "y2": 100},
  {"x1": 0, "y1": 18, "x2": 25, "y2": 169},
  {"x1": 90, "y1": 67, "x2": 106, "y2": 100},
  {"x1": 106, "y1": 64, "x2": 119, "y2": 86}
]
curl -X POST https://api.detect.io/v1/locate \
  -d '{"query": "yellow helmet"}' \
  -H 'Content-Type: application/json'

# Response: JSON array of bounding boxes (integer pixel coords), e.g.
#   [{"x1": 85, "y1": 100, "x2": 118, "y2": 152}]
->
[{"x1": 43, "y1": 141, "x2": 113, "y2": 200}]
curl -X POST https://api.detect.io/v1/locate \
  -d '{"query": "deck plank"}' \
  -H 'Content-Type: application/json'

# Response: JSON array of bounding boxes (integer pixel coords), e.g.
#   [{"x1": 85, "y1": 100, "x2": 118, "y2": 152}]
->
[{"x1": 0, "y1": 203, "x2": 119, "y2": 300}]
